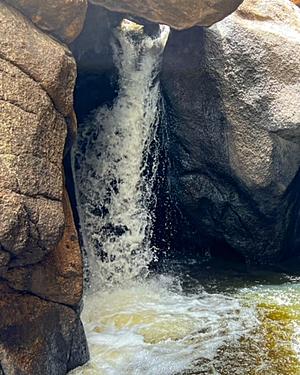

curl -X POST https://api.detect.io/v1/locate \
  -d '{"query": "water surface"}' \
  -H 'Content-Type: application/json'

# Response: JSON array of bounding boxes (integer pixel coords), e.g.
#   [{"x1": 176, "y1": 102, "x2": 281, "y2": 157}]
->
[{"x1": 72, "y1": 267, "x2": 300, "y2": 375}]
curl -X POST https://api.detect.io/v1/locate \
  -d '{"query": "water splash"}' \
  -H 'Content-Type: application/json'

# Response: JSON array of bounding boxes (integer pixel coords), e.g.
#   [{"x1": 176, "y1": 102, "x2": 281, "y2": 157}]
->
[
  {"x1": 73, "y1": 21, "x2": 170, "y2": 290},
  {"x1": 70, "y1": 276, "x2": 258, "y2": 375}
]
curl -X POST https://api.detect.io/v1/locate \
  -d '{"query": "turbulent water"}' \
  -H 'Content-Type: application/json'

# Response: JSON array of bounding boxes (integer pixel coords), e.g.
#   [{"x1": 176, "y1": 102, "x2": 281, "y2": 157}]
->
[
  {"x1": 72, "y1": 20, "x2": 300, "y2": 375},
  {"x1": 71, "y1": 273, "x2": 300, "y2": 375},
  {"x1": 73, "y1": 20, "x2": 169, "y2": 289}
]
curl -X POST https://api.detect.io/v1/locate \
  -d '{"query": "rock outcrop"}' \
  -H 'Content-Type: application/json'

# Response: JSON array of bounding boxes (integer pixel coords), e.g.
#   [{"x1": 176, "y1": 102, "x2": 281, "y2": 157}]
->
[
  {"x1": 90, "y1": 0, "x2": 244, "y2": 29},
  {"x1": 5, "y1": 0, "x2": 87, "y2": 43},
  {"x1": 162, "y1": 0, "x2": 300, "y2": 263},
  {"x1": 0, "y1": 2, "x2": 88, "y2": 373}
]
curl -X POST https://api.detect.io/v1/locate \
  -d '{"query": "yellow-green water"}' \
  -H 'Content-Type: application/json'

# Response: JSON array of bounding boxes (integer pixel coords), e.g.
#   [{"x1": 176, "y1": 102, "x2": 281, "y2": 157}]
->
[{"x1": 71, "y1": 273, "x2": 300, "y2": 375}]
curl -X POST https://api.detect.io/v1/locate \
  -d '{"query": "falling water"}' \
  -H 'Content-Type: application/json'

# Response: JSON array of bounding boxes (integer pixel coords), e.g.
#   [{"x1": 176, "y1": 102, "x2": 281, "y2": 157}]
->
[
  {"x1": 73, "y1": 20, "x2": 170, "y2": 289},
  {"x1": 71, "y1": 20, "x2": 300, "y2": 375}
]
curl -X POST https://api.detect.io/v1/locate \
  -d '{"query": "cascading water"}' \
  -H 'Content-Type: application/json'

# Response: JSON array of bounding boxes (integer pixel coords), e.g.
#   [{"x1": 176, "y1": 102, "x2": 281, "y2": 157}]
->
[
  {"x1": 73, "y1": 20, "x2": 169, "y2": 289},
  {"x1": 71, "y1": 19, "x2": 300, "y2": 375}
]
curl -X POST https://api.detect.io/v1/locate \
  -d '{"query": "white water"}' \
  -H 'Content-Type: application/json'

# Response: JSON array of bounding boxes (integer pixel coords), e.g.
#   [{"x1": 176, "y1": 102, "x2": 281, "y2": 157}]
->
[
  {"x1": 71, "y1": 276, "x2": 258, "y2": 375},
  {"x1": 71, "y1": 20, "x2": 300, "y2": 375},
  {"x1": 72, "y1": 20, "x2": 260, "y2": 375},
  {"x1": 73, "y1": 20, "x2": 170, "y2": 289}
]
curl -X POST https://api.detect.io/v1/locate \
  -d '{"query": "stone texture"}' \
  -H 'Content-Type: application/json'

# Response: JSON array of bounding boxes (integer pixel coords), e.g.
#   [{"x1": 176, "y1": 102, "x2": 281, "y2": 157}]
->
[
  {"x1": 162, "y1": 0, "x2": 300, "y2": 263},
  {"x1": 0, "y1": 283, "x2": 88, "y2": 375},
  {"x1": 0, "y1": 2, "x2": 76, "y2": 267},
  {"x1": 4, "y1": 189, "x2": 83, "y2": 306},
  {"x1": 0, "y1": 2, "x2": 76, "y2": 115},
  {"x1": 6, "y1": 0, "x2": 87, "y2": 43},
  {"x1": 90, "y1": 0, "x2": 244, "y2": 29},
  {"x1": 0, "y1": 3, "x2": 88, "y2": 372}
]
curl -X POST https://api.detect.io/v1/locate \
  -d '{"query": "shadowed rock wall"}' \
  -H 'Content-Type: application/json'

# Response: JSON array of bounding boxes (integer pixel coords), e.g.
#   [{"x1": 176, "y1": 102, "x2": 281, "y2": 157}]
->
[{"x1": 162, "y1": 0, "x2": 300, "y2": 264}]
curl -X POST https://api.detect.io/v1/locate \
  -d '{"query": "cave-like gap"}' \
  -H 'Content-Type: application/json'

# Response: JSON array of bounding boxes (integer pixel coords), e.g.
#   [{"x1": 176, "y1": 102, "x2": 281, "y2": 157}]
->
[{"x1": 63, "y1": 4, "x2": 300, "y2": 279}]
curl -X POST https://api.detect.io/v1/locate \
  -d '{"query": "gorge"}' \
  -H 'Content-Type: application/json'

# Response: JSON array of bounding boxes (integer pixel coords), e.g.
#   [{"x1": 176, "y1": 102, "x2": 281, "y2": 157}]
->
[{"x1": 1, "y1": 0, "x2": 300, "y2": 374}]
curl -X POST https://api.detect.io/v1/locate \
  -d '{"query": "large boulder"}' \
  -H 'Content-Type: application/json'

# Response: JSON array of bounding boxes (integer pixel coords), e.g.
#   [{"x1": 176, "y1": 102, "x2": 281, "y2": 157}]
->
[
  {"x1": 162, "y1": 0, "x2": 300, "y2": 263},
  {"x1": 5, "y1": 0, "x2": 87, "y2": 43},
  {"x1": 0, "y1": 2, "x2": 74, "y2": 267},
  {"x1": 90, "y1": 0, "x2": 244, "y2": 29},
  {"x1": 0, "y1": 2, "x2": 88, "y2": 372}
]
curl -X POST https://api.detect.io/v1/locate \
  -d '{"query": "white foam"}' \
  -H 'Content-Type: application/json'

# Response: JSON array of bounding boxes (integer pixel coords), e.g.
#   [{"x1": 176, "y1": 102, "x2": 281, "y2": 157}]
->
[
  {"x1": 73, "y1": 21, "x2": 170, "y2": 290},
  {"x1": 71, "y1": 277, "x2": 258, "y2": 375}
]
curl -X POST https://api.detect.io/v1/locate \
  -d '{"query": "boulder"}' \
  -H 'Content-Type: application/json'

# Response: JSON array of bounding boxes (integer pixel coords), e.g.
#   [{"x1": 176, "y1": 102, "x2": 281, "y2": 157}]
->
[
  {"x1": 0, "y1": 2, "x2": 76, "y2": 116},
  {"x1": 0, "y1": 2, "x2": 76, "y2": 267},
  {"x1": 4, "y1": 188, "x2": 84, "y2": 306},
  {"x1": 90, "y1": 0, "x2": 244, "y2": 29},
  {"x1": 0, "y1": 3, "x2": 88, "y2": 372},
  {"x1": 5, "y1": 0, "x2": 87, "y2": 43},
  {"x1": 162, "y1": 0, "x2": 300, "y2": 263}
]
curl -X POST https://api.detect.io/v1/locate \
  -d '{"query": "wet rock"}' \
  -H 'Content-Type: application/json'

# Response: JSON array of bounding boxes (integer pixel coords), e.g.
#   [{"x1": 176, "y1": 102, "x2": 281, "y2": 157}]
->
[
  {"x1": 70, "y1": 3, "x2": 120, "y2": 122},
  {"x1": 90, "y1": 0, "x2": 243, "y2": 29},
  {"x1": 5, "y1": 0, "x2": 87, "y2": 43},
  {"x1": 0, "y1": 283, "x2": 89, "y2": 375},
  {"x1": 162, "y1": 0, "x2": 300, "y2": 263}
]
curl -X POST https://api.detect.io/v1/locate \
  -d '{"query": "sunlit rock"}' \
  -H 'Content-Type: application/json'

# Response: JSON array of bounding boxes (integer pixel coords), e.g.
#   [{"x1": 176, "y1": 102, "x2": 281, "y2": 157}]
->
[
  {"x1": 5, "y1": 189, "x2": 84, "y2": 306},
  {"x1": 90, "y1": 0, "x2": 244, "y2": 29},
  {"x1": 0, "y1": 2, "x2": 88, "y2": 372},
  {"x1": 162, "y1": 0, "x2": 300, "y2": 262},
  {"x1": 5, "y1": 0, "x2": 87, "y2": 43}
]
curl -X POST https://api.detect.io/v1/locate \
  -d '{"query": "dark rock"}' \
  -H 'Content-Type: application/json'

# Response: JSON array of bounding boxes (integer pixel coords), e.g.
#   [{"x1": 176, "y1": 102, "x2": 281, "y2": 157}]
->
[
  {"x1": 161, "y1": 0, "x2": 300, "y2": 264},
  {"x1": 70, "y1": 3, "x2": 120, "y2": 122},
  {"x1": 0, "y1": 283, "x2": 89, "y2": 375}
]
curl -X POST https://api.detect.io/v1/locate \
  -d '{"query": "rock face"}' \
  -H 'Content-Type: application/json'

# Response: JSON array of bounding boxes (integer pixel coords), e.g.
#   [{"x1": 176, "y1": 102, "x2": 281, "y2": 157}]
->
[
  {"x1": 90, "y1": 0, "x2": 244, "y2": 29},
  {"x1": 162, "y1": 0, "x2": 300, "y2": 263},
  {"x1": 0, "y1": 2, "x2": 88, "y2": 373},
  {"x1": 5, "y1": 0, "x2": 87, "y2": 43},
  {"x1": 5, "y1": 189, "x2": 84, "y2": 306},
  {"x1": 0, "y1": 283, "x2": 88, "y2": 375}
]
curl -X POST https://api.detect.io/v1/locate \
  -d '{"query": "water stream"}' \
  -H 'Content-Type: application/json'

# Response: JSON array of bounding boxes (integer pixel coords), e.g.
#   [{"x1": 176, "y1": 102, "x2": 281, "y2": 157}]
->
[{"x1": 72, "y1": 20, "x2": 300, "y2": 375}]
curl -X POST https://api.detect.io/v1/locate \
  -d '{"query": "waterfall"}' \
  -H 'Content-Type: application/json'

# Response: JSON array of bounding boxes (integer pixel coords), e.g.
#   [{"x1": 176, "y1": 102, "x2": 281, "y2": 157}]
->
[{"x1": 73, "y1": 20, "x2": 170, "y2": 290}]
